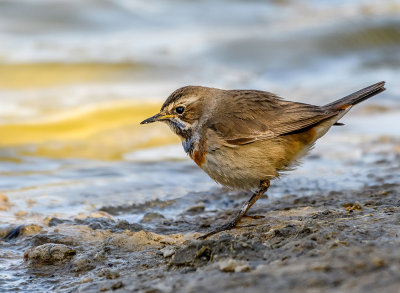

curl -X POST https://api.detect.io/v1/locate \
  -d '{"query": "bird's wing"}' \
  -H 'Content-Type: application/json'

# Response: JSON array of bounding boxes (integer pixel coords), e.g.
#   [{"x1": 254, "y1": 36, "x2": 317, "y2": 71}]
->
[{"x1": 208, "y1": 90, "x2": 340, "y2": 145}]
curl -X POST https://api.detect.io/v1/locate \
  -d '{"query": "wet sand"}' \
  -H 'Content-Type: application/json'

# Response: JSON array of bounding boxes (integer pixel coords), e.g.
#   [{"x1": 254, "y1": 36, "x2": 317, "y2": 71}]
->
[{"x1": 2, "y1": 142, "x2": 399, "y2": 293}]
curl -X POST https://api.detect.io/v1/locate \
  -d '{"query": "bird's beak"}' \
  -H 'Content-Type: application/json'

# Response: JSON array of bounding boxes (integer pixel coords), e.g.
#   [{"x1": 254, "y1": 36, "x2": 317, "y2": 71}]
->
[{"x1": 140, "y1": 113, "x2": 175, "y2": 124}]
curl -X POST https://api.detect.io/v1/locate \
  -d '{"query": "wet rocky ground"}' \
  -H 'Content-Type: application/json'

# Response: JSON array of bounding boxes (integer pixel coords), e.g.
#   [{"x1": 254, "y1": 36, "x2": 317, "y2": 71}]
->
[
  {"x1": 2, "y1": 156, "x2": 400, "y2": 292},
  {"x1": 0, "y1": 135, "x2": 399, "y2": 292}
]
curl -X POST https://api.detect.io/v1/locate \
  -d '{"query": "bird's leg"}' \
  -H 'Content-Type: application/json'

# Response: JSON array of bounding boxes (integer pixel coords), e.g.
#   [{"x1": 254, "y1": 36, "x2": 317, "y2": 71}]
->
[{"x1": 198, "y1": 180, "x2": 270, "y2": 240}]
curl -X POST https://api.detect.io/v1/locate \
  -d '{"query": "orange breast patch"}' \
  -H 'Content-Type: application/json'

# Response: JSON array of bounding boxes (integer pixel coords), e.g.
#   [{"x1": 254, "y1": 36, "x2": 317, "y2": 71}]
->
[{"x1": 190, "y1": 138, "x2": 208, "y2": 167}]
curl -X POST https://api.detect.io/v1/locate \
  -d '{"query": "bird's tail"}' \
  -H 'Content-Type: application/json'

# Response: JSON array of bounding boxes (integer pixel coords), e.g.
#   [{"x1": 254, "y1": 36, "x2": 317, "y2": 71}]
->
[{"x1": 323, "y1": 81, "x2": 386, "y2": 111}]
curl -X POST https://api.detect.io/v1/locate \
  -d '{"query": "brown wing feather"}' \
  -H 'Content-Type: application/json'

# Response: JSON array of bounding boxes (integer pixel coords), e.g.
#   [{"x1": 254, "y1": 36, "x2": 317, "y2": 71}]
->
[{"x1": 208, "y1": 90, "x2": 340, "y2": 145}]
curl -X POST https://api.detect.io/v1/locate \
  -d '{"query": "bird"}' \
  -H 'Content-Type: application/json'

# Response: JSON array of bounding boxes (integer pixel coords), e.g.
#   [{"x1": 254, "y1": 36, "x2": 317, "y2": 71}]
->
[{"x1": 141, "y1": 81, "x2": 386, "y2": 239}]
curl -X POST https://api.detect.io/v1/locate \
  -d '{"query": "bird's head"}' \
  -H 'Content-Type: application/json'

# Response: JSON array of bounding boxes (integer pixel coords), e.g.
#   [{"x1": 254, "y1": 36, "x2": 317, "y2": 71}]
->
[{"x1": 141, "y1": 86, "x2": 214, "y2": 139}]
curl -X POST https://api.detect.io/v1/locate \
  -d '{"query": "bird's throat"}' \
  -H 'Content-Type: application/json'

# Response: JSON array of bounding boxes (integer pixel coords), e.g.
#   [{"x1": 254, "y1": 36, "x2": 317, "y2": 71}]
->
[
  {"x1": 168, "y1": 118, "x2": 191, "y2": 138},
  {"x1": 167, "y1": 118, "x2": 204, "y2": 160},
  {"x1": 182, "y1": 133, "x2": 198, "y2": 155}
]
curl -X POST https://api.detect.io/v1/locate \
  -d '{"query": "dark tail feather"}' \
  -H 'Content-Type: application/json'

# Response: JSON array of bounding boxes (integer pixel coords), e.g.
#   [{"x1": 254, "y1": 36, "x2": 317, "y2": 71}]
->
[{"x1": 324, "y1": 81, "x2": 386, "y2": 110}]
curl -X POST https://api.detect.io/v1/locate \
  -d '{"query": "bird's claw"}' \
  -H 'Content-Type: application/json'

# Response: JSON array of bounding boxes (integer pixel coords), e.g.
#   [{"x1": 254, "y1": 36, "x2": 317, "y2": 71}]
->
[
  {"x1": 197, "y1": 222, "x2": 237, "y2": 240},
  {"x1": 243, "y1": 215, "x2": 265, "y2": 220}
]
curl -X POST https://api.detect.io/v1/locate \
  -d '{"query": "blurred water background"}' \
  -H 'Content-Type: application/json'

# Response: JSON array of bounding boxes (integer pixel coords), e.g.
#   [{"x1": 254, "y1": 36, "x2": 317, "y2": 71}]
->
[{"x1": 0, "y1": 0, "x2": 399, "y2": 224}]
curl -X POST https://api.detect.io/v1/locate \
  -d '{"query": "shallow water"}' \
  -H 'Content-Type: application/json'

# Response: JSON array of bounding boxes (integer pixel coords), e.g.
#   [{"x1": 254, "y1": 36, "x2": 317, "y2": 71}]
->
[{"x1": 0, "y1": 1, "x2": 400, "y2": 291}]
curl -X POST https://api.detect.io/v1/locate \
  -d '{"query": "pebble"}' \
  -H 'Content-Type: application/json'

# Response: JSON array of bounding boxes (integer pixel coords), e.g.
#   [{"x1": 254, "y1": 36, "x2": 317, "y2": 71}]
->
[
  {"x1": 21, "y1": 224, "x2": 43, "y2": 236},
  {"x1": 218, "y1": 259, "x2": 251, "y2": 273},
  {"x1": 24, "y1": 243, "x2": 76, "y2": 265},
  {"x1": 161, "y1": 246, "x2": 175, "y2": 258},
  {"x1": 140, "y1": 212, "x2": 165, "y2": 223}
]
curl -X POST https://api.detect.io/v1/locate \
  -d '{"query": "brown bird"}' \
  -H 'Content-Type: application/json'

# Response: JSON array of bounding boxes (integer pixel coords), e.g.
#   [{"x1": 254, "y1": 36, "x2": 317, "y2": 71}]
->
[{"x1": 141, "y1": 81, "x2": 386, "y2": 239}]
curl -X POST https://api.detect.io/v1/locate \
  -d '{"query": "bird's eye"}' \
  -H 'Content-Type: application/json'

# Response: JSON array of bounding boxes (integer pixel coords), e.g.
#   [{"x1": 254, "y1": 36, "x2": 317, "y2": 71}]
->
[{"x1": 175, "y1": 106, "x2": 185, "y2": 114}]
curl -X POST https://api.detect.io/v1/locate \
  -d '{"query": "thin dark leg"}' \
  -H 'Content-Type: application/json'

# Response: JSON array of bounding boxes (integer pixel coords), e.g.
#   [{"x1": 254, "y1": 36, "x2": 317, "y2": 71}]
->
[{"x1": 197, "y1": 180, "x2": 270, "y2": 240}]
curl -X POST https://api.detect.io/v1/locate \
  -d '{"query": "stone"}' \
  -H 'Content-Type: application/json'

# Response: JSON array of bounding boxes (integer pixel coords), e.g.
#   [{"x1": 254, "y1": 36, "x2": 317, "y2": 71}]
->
[
  {"x1": 218, "y1": 259, "x2": 251, "y2": 273},
  {"x1": 24, "y1": 243, "x2": 76, "y2": 265}
]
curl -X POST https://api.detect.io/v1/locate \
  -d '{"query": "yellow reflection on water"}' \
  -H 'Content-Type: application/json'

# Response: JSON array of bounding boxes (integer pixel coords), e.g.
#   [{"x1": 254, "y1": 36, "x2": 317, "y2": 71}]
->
[
  {"x1": 0, "y1": 102, "x2": 178, "y2": 160},
  {"x1": 0, "y1": 63, "x2": 144, "y2": 89}
]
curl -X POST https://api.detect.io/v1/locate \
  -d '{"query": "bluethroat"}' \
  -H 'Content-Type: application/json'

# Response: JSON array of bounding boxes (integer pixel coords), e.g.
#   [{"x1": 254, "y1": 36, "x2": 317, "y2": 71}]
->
[{"x1": 141, "y1": 81, "x2": 386, "y2": 239}]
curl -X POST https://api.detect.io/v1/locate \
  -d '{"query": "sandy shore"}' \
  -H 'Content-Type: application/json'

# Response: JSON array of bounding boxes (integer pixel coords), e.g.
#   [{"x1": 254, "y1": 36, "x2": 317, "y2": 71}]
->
[
  {"x1": 1, "y1": 134, "x2": 400, "y2": 292},
  {"x1": 2, "y1": 157, "x2": 400, "y2": 293}
]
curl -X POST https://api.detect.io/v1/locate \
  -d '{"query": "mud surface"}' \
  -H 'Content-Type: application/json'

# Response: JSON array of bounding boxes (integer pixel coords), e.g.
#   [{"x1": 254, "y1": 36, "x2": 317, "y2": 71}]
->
[{"x1": 2, "y1": 150, "x2": 400, "y2": 292}]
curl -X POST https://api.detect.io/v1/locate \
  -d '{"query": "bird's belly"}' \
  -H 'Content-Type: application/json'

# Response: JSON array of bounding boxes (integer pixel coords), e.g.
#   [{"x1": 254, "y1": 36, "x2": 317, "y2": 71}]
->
[
  {"x1": 199, "y1": 144, "x2": 278, "y2": 190},
  {"x1": 201, "y1": 154, "x2": 262, "y2": 190},
  {"x1": 198, "y1": 135, "x2": 315, "y2": 190}
]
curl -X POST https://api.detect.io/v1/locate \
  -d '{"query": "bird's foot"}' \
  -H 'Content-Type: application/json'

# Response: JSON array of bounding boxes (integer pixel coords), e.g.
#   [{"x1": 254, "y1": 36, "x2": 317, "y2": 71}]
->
[
  {"x1": 197, "y1": 221, "x2": 238, "y2": 240},
  {"x1": 243, "y1": 214, "x2": 265, "y2": 220},
  {"x1": 198, "y1": 180, "x2": 270, "y2": 240},
  {"x1": 197, "y1": 219, "x2": 260, "y2": 240}
]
